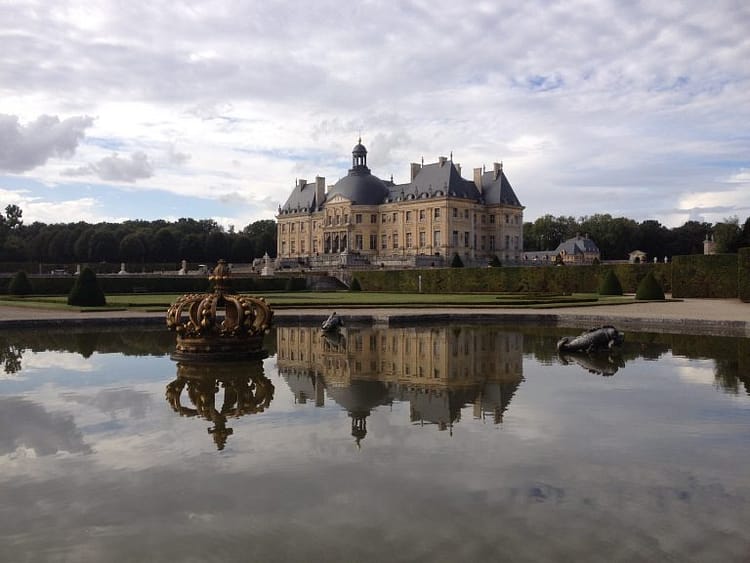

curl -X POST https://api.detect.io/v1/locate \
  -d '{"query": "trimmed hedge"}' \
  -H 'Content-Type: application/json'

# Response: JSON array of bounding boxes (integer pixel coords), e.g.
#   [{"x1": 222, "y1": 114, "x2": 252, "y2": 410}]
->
[
  {"x1": 354, "y1": 263, "x2": 671, "y2": 294},
  {"x1": 671, "y1": 254, "x2": 738, "y2": 298},
  {"x1": 68, "y1": 267, "x2": 106, "y2": 306},
  {"x1": 0, "y1": 262, "x2": 193, "y2": 274},
  {"x1": 8, "y1": 271, "x2": 33, "y2": 296},
  {"x1": 635, "y1": 271, "x2": 665, "y2": 300},
  {"x1": 598, "y1": 269, "x2": 623, "y2": 296},
  {"x1": 739, "y1": 248, "x2": 750, "y2": 302},
  {"x1": 0, "y1": 274, "x2": 304, "y2": 295}
]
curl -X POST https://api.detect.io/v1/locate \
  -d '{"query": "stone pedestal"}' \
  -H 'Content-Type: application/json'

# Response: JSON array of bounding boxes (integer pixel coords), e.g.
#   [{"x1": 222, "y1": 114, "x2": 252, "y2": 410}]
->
[{"x1": 260, "y1": 252, "x2": 274, "y2": 277}]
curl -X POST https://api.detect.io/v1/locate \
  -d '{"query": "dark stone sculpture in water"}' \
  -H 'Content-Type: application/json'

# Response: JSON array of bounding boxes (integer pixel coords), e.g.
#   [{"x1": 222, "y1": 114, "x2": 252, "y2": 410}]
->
[
  {"x1": 556, "y1": 326, "x2": 624, "y2": 353},
  {"x1": 321, "y1": 311, "x2": 343, "y2": 333}
]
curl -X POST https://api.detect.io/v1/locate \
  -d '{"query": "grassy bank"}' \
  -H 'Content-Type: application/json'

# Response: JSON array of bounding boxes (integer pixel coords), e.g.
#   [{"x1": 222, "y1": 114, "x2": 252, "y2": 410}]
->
[{"x1": 0, "y1": 291, "x2": 634, "y2": 311}]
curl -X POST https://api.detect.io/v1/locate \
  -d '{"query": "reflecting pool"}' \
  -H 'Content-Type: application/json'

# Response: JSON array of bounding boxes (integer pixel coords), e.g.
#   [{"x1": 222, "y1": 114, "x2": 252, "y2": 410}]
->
[{"x1": 1, "y1": 325, "x2": 749, "y2": 562}]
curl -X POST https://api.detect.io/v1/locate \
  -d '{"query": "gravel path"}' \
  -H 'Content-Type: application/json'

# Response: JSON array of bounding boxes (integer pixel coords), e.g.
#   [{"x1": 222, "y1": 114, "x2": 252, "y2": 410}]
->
[{"x1": 1, "y1": 298, "x2": 748, "y2": 336}]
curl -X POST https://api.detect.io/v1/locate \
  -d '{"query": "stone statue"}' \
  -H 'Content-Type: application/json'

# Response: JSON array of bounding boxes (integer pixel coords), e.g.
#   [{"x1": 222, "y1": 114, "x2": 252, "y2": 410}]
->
[
  {"x1": 321, "y1": 311, "x2": 343, "y2": 333},
  {"x1": 261, "y1": 252, "x2": 275, "y2": 277},
  {"x1": 556, "y1": 326, "x2": 624, "y2": 353}
]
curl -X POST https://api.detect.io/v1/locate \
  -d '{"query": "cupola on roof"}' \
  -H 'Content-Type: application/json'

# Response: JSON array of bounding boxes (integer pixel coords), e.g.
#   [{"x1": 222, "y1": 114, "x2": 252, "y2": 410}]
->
[
  {"x1": 325, "y1": 138, "x2": 391, "y2": 205},
  {"x1": 352, "y1": 137, "x2": 367, "y2": 157}
]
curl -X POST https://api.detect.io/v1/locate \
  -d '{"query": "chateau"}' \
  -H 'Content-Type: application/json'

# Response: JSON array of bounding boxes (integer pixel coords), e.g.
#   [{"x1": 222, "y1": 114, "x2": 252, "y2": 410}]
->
[{"x1": 276, "y1": 140, "x2": 524, "y2": 268}]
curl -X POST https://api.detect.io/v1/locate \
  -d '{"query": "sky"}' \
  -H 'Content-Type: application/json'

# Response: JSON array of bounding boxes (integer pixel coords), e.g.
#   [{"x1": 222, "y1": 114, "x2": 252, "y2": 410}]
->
[{"x1": 0, "y1": 0, "x2": 748, "y2": 229}]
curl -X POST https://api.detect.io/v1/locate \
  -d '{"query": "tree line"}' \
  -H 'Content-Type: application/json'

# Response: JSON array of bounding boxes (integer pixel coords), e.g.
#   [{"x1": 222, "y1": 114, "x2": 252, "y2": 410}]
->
[
  {"x1": 0, "y1": 207, "x2": 277, "y2": 265},
  {"x1": 523, "y1": 214, "x2": 750, "y2": 260},
  {"x1": 1, "y1": 204, "x2": 748, "y2": 265}
]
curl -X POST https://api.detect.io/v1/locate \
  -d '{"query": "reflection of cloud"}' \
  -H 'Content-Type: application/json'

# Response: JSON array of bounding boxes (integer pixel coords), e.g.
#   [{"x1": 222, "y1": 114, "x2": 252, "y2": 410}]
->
[
  {"x1": 63, "y1": 388, "x2": 152, "y2": 419},
  {"x1": 0, "y1": 397, "x2": 90, "y2": 457},
  {"x1": 0, "y1": 441, "x2": 747, "y2": 561},
  {"x1": 22, "y1": 351, "x2": 96, "y2": 373},
  {"x1": 676, "y1": 362, "x2": 717, "y2": 386}
]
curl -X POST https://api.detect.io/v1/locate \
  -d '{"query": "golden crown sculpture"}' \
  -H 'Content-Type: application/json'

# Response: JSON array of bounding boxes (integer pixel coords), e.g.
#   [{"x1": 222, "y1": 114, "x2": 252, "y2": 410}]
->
[{"x1": 166, "y1": 259, "x2": 274, "y2": 361}]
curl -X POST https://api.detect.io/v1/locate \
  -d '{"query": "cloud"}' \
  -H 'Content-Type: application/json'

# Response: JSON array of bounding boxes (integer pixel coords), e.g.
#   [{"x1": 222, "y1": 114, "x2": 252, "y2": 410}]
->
[
  {"x1": 0, "y1": 1, "x2": 748, "y2": 226},
  {"x1": 91, "y1": 151, "x2": 154, "y2": 182},
  {"x1": 60, "y1": 165, "x2": 93, "y2": 178},
  {"x1": 0, "y1": 114, "x2": 94, "y2": 173},
  {"x1": 166, "y1": 145, "x2": 191, "y2": 165},
  {"x1": 0, "y1": 187, "x2": 127, "y2": 224}
]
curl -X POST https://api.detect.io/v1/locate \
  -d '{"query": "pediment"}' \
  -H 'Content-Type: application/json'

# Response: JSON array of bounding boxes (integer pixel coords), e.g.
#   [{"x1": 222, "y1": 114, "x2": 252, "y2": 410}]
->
[{"x1": 326, "y1": 194, "x2": 351, "y2": 205}]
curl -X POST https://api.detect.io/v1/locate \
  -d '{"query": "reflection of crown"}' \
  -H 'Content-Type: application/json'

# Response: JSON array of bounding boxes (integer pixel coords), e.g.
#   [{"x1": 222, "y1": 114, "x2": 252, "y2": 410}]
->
[
  {"x1": 165, "y1": 361, "x2": 275, "y2": 450},
  {"x1": 166, "y1": 260, "x2": 273, "y2": 361}
]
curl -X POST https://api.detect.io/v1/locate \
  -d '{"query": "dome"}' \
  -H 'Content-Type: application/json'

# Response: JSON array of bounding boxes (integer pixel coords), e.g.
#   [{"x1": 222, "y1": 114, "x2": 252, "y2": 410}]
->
[
  {"x1": 352, "y1": 141, "x2": 367, "y2": 156},
  {"x1": 328, "y1": 172, "x2": 390, "y2": 205}
]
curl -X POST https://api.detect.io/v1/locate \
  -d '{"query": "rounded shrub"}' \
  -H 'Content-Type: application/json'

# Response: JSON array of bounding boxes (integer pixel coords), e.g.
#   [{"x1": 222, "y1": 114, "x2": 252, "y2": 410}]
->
[
  {"x1": 635, "y1": 271, "x2": 665, "y2": 300},
  {"x1": 350, "y1": 277, "x2": 362, "y2": 291},
  {"x1": 8, "y1": 270, "x2": 33, "y2": 296},
  {"x1": 67, "y1": 267, "x2": 106, "y2": 306},
  {"x1": 451, "y1": 253, "x2": 464, "y2": 268},
  {"x1": 598, "y1": 269, "x2": 623, "y2": 296}
]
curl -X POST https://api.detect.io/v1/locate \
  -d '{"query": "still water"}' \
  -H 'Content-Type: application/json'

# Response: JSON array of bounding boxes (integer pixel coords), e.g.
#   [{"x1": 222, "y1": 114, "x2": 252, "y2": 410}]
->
[{"x1": 0, "y1": 324, "x2": 749, "y2": 562}]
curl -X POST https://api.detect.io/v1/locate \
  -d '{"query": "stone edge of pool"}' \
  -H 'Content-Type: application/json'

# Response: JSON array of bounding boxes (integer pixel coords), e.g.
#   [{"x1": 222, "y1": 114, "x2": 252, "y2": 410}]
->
[{"x1": 0, "y1": 308, "x2": 747, "y2": 337}]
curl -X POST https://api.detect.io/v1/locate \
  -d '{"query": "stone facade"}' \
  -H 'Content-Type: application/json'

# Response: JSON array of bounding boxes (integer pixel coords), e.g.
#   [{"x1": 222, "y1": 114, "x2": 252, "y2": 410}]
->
[{"x1": 276, "y1": 141, "x2": 524, "y2": 268}]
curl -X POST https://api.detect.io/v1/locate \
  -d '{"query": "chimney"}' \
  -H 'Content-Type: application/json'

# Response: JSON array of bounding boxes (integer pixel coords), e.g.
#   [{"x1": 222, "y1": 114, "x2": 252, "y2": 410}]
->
[
  {"x1": 473, "y1": 167, "x2": 483, "y2": 193},
  {"x1": 455, "y1": 163, "x2": 461, "y2": 176},
  {"x1": 410, "y1": 162, "x2": 421, "y2": 181},
  {"x1": 438, "y1": 156, "x2": 448, "y2": 166},
  {"x1": 298, "y1": 178, "x2": 307, "y2": 188},
  {"x1": 315, "y1": 176, "x2": 325, "y2": 208},
  {"x1": 493, "y1": 162, "x2": 503, "y2": 180}
]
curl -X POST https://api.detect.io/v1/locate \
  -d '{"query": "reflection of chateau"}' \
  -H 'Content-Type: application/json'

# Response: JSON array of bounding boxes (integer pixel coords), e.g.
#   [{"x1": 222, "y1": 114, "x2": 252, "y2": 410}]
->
[{"x1": 276, "y1": 326, "x2": 524, "y2": 444}]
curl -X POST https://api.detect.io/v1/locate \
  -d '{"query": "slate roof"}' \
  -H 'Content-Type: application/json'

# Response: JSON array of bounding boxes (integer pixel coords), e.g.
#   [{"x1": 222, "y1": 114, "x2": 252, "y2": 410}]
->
[
  {"x1": 280, "y1": 181, "x2": 319, "y2": 213},
  {"x1": 403, "y1": 160, "x2": 478, "y2": 198},
  {"x1": 327, "y1": 171, "x2": 392, "y2": 206},
  {"x1": 555, "y1": 235, "x2": 600, "y2": 255},
  {"x1": 480, "y1": 169, "x2": 522, "y2": 206},
  {"x1": 279, "y1": 144, "x2": 523, "y2": 212}
]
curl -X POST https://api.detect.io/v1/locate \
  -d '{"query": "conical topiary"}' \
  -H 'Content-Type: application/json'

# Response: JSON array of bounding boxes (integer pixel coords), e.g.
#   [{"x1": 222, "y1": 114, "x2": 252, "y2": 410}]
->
[
  {"x1": 635, "y1": 271, "x2": 665, "y2": 300},
  {"x1": 8, "y1": 270, "x2": 32, "y2": 296},
  {"x1": 451, "y1": 253, "x2": 464, "y2": 268},
  {"x1": 598, "y1": 269, "x2": 623, "y2": 296},
  {"x1": 489, "y1": 255, "x2": 502, "y2": 267},
  {"x1": 349, "y1": 277, "x2": 362, "y2": 291},
  {"x1": 67, "y1": 267, "x2": 106, "y2": 306}
]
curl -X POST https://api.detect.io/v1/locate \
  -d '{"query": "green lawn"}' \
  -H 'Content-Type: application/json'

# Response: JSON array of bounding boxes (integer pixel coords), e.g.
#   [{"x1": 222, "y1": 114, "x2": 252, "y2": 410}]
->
[{"x1": 0, "y1": 291, "x2": 635, "y2": 311}]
